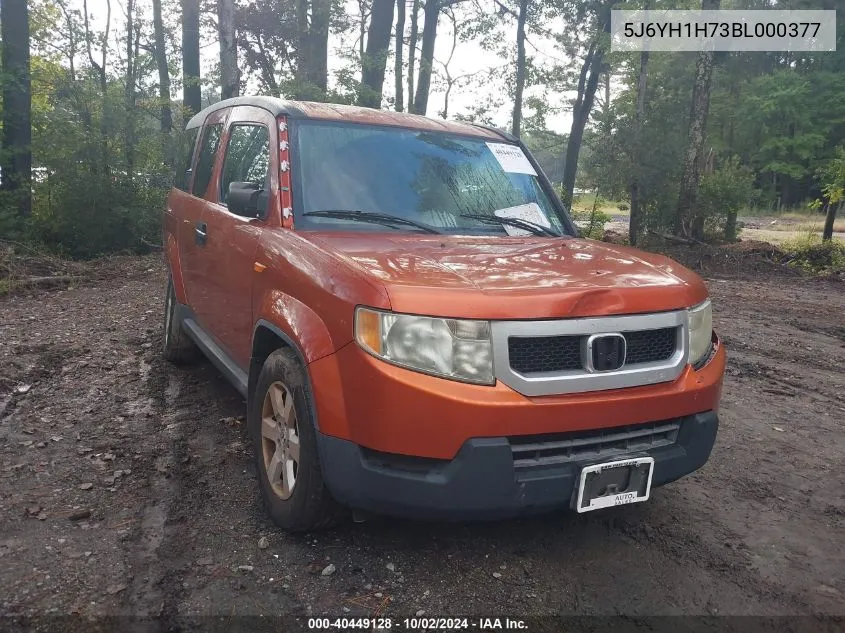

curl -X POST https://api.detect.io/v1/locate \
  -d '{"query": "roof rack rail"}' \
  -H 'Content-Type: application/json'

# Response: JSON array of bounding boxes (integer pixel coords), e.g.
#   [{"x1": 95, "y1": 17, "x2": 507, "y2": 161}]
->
[{"x1": 470, "y1": 123, "x2": 517, "y2": 143}]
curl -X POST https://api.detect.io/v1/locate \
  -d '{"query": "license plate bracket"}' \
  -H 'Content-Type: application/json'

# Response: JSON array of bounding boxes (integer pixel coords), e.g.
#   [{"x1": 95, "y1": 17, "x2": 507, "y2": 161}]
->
[{"x1": 575, "y1": 457, "x2": 655, "y2": 513}]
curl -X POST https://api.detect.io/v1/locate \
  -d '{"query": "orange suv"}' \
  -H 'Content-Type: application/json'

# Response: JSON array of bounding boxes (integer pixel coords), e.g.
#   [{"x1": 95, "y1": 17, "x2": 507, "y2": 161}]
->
[{"x1": 163, "y1": 96, "x2": 725, "y2": 531}]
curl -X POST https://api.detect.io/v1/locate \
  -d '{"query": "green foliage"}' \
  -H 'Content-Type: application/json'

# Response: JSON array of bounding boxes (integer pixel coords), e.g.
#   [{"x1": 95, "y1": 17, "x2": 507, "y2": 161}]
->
[
  {"x1": 697, "y1": 156, "x2": 756, "y2": 241},
  {"x1": 4, "y1": 0, "x2": 177, "y2": 258},
  {"x1": 0, "y1": 192, "x2": 26, "y2": 241},
  {"x1": 4, "y1": 0, "x2": 845, "y2": 259},
  {"x1": 569, "y1": 193, "x2": 611, "y2": 240},
  {"x1": 583, "y1": 9, "x2": 845, "y2": 239},
  {"x1": 523, "y1": 128, "x2": 568, "y2": 184},
  {"x1": 582, "y1": 52, "x2": 699, "y2": 234},
  {"x1": 22, "y1": 72, "x2": 172, "y2": 257},
  {"x1": 727, "y1": 69, "x2": 845, "y2": 209},
  {"x1": 781, "y1": 230, "x2": 845, "y2": 275},
  {"x1": 27, "y1": 175, "x2": 166, "y2": 258},
  {"x1": 815, "y1": 146, "x2": 845, "y2": 207}
]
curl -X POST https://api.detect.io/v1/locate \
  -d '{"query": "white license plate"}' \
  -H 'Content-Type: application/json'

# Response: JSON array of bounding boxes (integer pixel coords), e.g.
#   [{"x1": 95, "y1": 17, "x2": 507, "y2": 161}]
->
[{"x1": 575, "y1": 457, "x2": 655, "y2": 513}]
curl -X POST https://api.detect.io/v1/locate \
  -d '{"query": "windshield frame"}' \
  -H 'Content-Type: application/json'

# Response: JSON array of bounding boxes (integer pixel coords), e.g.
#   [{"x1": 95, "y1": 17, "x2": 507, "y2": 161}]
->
[{"x1": 288, "y1": 119, "x2": 577, "y2": 237}]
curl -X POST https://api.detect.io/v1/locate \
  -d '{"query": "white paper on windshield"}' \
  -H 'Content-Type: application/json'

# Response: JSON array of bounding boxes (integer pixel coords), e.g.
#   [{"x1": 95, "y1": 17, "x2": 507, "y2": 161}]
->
[
  {"x1": 495, "y1": 203, "x2": 550, "y2": 236},
  {"x1": 486, "y1": 142, "x2": 537, "y2": 175}
]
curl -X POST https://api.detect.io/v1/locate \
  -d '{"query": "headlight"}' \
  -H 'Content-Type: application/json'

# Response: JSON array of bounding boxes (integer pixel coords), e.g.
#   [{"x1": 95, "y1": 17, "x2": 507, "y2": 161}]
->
[
  {"x1": 354, "y1": 307, "x2": 494, "y2": 385},
  {"x1": 688, "y1": 299, "x2": 713, "y2": 366}
]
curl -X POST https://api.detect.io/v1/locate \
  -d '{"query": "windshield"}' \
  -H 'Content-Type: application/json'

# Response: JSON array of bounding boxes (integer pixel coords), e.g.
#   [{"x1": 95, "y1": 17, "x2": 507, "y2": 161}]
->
[{"x1": 293, "y1": 122, "x2": 572, "y2": 236}]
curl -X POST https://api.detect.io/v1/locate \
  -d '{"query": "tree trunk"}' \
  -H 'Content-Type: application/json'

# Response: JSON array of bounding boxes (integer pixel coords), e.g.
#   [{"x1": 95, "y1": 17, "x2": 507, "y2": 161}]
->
[
  {"x1": 360, "y1": 0, "x2": 396, "y2": 108},
  {"x1": 394, "y1": 0, "x2": 406, "y2": 111},
  {"x1": 407, "y1": 0, "x2": 420, "y2": 111},
  {"x1": 822, "y1": 200, "x2": 841, "y2": 242},
  {"x1": 218, "y1": 0, "x2": 239, "y2": 100},
  {"x1": 306, "y1": 0, "x2": 331, "y2": 100},
  {"x1": 58, "y1": 0, "x2": 77, "y2": 82},
  {"x1": 182, "y1": 0, "x2": 202, "y2": 115},
  {"x1": 628, "y1": 48, "x2": 649, "y2": 246},
  {"x1": 560, "y1": 38, "x2": 604, "y2": 207},
  {"x1": 83, "y1": 0, "x2": 110, "y2": 173},
  {"x1": 125, "y1": 0, "x2": 136, "y2": 178},
  {"x1": 255, "y1": 36, "x2": 282, "y2": 97},
  {"x1": 442, "y1": 70, "x2": 455, "y2": 117},
  {"x1": 724, "y1": 206, "x2": 739, "y2": 242},
  {"x1": 0, "y1": 0, "x2": 32, "y2": 217},
  {"x1": 412, "y1": 0, "x2": 439, "y2": 115},
  {"x1": 357, "y1": 0, "x2": 366, "y2": 64},
  {"x1": 57, "y1": 0, "x2": 91, "y2": 131},
  {"x1": 676, "y1": 0, "x2": 721, "y2": 239},
  {"x1": 295, "y1": 0, "x2": 309, "y2": 95},
  {"x1": 511, "y1": 0, "x2": 528, "y2": 138},
  {"x1": 295, "y1": 0, "x2": 331, "y2": 100},
  {"x1": 152, "y1": 0, "x2": 173, "y2": 135}
]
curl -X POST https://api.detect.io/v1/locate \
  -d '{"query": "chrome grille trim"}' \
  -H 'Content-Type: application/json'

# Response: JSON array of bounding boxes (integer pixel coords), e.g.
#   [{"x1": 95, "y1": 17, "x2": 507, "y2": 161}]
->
[{"x1": 491, "y1": 310, "x2": 689, "y2": 396}]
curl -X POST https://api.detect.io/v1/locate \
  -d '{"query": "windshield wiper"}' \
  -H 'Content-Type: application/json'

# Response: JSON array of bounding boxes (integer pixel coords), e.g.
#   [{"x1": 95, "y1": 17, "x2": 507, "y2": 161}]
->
[
  {"x1": 303, "y1": 210, "x2": 443, "y2": 234},
  {"x1": 460, "y1": 213, "x2": 561, "y2": 237}
]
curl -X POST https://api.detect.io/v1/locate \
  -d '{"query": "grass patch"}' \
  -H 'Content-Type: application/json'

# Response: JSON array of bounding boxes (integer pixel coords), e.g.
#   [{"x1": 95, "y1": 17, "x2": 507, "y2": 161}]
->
[
  {"x1": 739, "y1": 204, "x2": 824, "y2": 218},
  {"x1": 571, "y1": 194, "x2": 627, "y2": 217},
  {"x1": 780, "y1": 230, "x2": 845, "y2": 274},
  {"x1": 751, "y1": 219, "x2": 845, "y2": 233}
]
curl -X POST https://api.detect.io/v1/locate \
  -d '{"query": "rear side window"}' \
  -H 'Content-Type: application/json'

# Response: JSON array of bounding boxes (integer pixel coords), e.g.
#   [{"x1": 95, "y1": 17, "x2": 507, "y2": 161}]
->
[
  {"x1": 219, "y1": 124, "x2": 270, "y2": 205},
  {"x1": 192, "y1": 123, "x2": 223, "y2": 198},
  {"x1": 174, "y1": 127, "x2": 199, "y2": 191}
]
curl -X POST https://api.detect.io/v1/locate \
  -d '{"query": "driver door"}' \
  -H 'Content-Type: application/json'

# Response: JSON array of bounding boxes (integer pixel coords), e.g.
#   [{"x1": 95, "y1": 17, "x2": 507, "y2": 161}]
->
[{"x1": 190, "y1": 106, "x2": 277, "y2": 369}]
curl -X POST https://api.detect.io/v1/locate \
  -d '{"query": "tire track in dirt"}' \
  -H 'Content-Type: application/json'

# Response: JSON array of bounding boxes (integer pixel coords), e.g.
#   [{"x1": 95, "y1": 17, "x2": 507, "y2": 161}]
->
[{"x1": 122, "y1": 349, "x2": 184, "y2": 625}]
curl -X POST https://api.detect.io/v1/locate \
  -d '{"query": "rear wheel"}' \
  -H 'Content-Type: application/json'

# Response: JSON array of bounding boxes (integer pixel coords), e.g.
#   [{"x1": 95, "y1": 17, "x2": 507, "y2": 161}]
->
[
  {"x1": 163, "y1": 274, "x2": 199, "y2": 364},
  {"x1": 250, "y1": 348, "x2": 345, "y2": 531}
]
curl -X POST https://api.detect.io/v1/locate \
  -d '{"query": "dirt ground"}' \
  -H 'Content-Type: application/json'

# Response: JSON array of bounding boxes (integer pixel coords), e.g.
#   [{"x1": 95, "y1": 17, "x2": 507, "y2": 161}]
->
[{"x1": 1, "y1": 253, "x2": 844, "y2": 631}]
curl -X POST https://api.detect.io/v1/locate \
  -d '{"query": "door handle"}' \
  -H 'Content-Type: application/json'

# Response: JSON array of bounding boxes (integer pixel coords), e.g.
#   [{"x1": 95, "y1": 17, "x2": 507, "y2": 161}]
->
[{"x1": 195, "y1": 222, "x2": 208, "y2": 246}]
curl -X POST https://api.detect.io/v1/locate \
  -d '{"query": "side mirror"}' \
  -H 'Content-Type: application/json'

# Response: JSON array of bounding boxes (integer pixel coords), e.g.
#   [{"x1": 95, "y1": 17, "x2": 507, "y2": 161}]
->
[{"x1": 228, "y1": 181, "x2": 267, "y2": 218}]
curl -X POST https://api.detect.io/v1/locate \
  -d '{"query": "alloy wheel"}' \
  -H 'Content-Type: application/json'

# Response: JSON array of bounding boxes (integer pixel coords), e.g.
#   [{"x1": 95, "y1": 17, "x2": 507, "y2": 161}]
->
[{"x1": 261, "y1": 381, "x2": 300, "y2": 500}]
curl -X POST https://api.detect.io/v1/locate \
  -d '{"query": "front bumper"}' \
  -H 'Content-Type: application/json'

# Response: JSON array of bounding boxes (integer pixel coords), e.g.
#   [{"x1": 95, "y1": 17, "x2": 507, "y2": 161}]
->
[
  {"x1": 308, "y1": 338, "x2": 725, "y2": 459},
  {"x1": 317, "y1": 411, "x2": 719, "y2": 520}
]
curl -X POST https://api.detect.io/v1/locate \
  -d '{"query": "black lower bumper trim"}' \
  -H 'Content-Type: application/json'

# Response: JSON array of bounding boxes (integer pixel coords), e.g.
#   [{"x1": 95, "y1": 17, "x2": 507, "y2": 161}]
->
[{"x1": 317, "y1": 412, "x2": 719, "y2": 521}]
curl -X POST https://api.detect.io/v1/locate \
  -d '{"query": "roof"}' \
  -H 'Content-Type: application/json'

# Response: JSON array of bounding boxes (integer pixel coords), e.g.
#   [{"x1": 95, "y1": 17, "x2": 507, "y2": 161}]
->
[{"x1": 185, "y1": 96, "x2": 511, "y2": 141}]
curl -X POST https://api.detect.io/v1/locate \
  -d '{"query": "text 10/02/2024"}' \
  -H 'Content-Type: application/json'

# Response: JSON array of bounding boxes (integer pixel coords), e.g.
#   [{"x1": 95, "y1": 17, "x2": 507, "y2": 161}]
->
[{"x1": 307, "y1": 617, "x2": 529, "y2": 630}]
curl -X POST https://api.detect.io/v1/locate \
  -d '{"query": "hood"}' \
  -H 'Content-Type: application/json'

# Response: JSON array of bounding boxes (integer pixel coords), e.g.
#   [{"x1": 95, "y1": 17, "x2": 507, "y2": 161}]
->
[{"x1": 303, "y1": 232, "x2": 709, "y2": 319}]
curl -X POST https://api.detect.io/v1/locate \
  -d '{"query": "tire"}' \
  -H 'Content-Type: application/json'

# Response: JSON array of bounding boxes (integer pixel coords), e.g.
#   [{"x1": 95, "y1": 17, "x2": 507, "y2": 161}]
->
[
  {"x1": 163, "y1": 274, "x2": 200, "y2": 364},
  {"x1": 250, "y1": 348, "x2": 345, "y2": 531}
]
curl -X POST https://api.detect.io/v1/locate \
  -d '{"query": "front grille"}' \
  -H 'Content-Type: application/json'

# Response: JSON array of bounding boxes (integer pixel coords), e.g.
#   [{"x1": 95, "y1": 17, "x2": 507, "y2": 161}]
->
[
  {"x1": 508, "y1": 335, "x2": 581, "y2": 373},
  {"x1": 624, "y1": 328, "x2": 677, "y2": 365},
  {"x1": 509, "y1": 420, "x2": 680, "y2": 470},
  {"x1": 508, "y1": 327, "x2": 678, "y2": 374}
]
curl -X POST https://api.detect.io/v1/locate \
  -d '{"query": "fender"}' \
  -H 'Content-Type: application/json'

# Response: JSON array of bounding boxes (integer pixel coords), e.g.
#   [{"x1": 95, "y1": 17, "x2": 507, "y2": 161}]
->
[
  {"x1": 165, "y1": 232, "x2": 188, "y2": 305},
  {"x1": 250, "y1": 317, "x2": 353, "y2": 445},
  {"x1": 253, "y1": 289, "x2": 341, "y2": 365},
  {"x1": 250, "y1": 302, "x2": 345, "y2": 437}
]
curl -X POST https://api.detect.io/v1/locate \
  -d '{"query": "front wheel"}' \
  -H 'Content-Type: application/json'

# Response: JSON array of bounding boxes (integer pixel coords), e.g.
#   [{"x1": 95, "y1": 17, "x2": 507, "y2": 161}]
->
[
  {"x1": 163, "y1": 274, "x2": 199, "y2": 364},
  {"x1": 250, "y1": 348, "x2": 345, "y2": 531}
]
